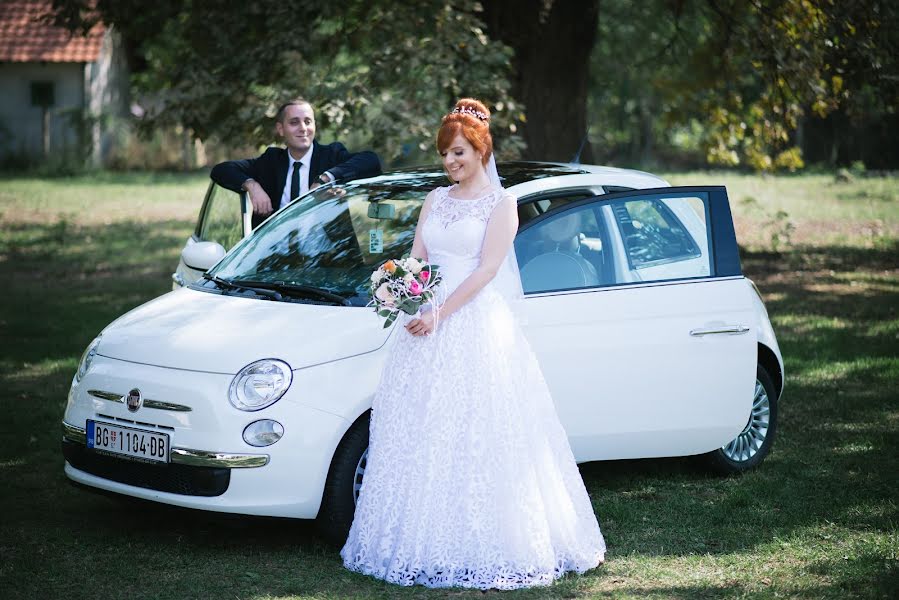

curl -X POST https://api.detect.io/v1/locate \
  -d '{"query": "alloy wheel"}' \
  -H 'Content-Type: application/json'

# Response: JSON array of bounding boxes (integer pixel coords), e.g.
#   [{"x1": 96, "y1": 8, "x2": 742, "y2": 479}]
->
[
  {"x1": 352, "y1": 448, "x2": 368, "y2": 505},
  {"x1": 721, "y1": 379, "x2": 770, "y2": 462}
]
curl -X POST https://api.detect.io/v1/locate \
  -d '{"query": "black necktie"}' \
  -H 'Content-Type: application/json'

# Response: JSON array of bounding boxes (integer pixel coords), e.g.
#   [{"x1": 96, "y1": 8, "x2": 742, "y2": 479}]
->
[{"x1": 290, "y1": 161, "x2": 301, "y2": 200}]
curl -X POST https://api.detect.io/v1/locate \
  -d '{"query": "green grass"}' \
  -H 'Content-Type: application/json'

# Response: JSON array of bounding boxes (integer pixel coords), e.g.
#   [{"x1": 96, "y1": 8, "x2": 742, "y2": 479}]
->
[
  {"x1": 663, "y1": 171, "x2": 898, "y2": 250},
  {"x1": 1, "y1": 171, "x2": 897, "y2": 599}
]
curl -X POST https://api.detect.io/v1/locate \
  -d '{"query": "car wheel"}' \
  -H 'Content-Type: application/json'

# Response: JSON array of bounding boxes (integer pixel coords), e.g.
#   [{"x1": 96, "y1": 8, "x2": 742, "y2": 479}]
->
[
  {"x1": 703, "y1": 364, "x2": 779, "y2": 474},
  {"x1": 316, "y1": 413, "x2": 369, "y2": 543}
]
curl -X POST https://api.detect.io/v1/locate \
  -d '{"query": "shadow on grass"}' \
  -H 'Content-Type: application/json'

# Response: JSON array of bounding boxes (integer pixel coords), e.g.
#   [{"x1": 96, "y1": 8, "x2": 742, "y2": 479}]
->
[{"x1": 1, "y1": 219, "x2": 192, "y2": 364}]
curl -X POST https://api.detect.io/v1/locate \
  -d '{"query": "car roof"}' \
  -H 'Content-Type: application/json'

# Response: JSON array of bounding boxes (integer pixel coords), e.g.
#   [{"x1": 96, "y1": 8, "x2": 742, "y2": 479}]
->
[{"x1": 352, "y1": 161, "x2": 669, "y2": 194}]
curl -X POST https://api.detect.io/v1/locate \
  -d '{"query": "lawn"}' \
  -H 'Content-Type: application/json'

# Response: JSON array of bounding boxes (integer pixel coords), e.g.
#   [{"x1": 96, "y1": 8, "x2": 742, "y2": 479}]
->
[{"x1": 0, "y1": 170, "x2": 896, "y2": 599}]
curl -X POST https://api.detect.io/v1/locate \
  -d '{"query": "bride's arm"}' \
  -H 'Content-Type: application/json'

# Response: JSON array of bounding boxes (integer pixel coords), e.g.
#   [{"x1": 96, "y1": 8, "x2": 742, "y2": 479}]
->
[
  {"x1": 409, "y1": 189, "x2": 437, "y2": 262},
  {"x1": 408, "y1": 194, "x2": 516, "y2": 337}
]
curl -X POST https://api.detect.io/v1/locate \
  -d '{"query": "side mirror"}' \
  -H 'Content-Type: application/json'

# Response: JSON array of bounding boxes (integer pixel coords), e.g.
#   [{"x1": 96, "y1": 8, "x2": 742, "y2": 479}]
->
[{"x1": 182, "y1": 241, "x2": 226, "y2": 271}]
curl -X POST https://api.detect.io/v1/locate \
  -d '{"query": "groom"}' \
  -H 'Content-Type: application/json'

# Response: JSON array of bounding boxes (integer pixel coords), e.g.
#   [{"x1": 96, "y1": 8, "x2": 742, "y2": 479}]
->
[{"x1": 211, "y1": 98, "x2": 382, "y2": 228}]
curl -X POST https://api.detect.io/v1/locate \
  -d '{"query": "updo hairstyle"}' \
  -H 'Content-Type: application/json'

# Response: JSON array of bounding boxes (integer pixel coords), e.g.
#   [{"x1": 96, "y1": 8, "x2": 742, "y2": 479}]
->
[{"x1": 436, "y1": 98, "x2": 493, "y2": 166}]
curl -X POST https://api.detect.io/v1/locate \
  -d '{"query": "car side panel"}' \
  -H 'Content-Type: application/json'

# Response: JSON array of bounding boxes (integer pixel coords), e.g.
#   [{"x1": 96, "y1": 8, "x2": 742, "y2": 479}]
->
[{"x1": 520, "y1": 277, "x2": 758, "y2": 461}]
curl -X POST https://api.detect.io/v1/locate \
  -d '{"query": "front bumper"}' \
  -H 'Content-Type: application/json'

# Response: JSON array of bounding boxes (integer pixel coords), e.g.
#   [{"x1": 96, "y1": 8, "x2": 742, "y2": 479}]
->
[
  {"x1": 62, "y1": 354, "x2": 354, "y2": 518},
  {"x1": 62, "y1": 421, "x2": 269, "y2": 469},
  {"x1": 61, "y1": 422, "x2": 270, "y2": 498}
]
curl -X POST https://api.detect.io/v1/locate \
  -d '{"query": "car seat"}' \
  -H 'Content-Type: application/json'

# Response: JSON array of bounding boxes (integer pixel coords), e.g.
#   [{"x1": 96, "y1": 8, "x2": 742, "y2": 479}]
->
[{"x1": 520, "y1": 212, "x2": 600, "y2": 292}]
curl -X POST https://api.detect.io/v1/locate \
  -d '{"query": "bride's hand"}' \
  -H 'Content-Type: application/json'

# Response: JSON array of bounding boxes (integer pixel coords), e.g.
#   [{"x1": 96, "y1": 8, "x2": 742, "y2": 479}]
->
[{"x1": 405, "y1": 310, "x2": 437, "y2": 336}]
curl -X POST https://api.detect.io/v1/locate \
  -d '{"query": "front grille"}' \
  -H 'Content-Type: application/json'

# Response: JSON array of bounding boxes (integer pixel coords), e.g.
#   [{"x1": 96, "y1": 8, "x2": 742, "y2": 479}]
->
[{"x1": 62, "y1": 440, "x2": 230, "y2": 497}]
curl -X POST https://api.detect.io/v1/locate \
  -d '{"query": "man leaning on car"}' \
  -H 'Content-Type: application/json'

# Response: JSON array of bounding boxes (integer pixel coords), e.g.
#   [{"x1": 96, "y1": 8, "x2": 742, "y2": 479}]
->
[{"x1": 211, "y1": 97, "x2": 382, "y2": 228}]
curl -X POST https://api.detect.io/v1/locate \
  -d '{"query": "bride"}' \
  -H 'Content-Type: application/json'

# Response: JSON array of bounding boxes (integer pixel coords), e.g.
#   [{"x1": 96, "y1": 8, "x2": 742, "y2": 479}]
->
[{"x1": 341, "y1": 98, "x2": 606, "y2": 590}]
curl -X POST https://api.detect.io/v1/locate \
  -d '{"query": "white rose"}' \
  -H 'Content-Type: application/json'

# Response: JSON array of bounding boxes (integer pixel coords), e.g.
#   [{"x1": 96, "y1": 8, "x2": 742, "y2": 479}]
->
[
  {"x1": 375, "y1": 283, "x2": 395, "y2": 306},
  {"x1": 403, "y1": 273, "x2": 414, "y2": 284},
  {"x1": 406, "y1": 258, "x2": 423, "y2": 274},
  {"x1": 370, "y1": 269, "x2": 383, "y2": 284}
]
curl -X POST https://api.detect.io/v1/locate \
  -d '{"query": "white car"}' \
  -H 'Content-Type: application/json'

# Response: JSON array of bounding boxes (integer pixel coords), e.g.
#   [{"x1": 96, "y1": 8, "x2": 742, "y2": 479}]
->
[{"x1": 62, "y1": 162, "x2": 783, "y2": 539}]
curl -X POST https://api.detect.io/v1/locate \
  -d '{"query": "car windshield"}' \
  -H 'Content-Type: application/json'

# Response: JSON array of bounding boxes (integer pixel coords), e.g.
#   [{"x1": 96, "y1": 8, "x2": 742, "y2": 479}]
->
[{"x1": 207, "y1": 178, "x2": 437, "y2": 305}]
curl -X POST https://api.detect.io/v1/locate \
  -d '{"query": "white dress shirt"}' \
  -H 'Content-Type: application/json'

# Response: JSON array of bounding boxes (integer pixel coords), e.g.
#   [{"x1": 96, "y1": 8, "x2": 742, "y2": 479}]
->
[{"x1": 281, "y1": 145, "x2": 314, "y2": 207}]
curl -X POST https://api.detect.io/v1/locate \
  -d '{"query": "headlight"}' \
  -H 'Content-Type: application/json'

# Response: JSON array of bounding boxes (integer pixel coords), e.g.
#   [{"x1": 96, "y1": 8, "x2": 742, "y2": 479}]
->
[
  {"x1": 243, "y1": 419, "x2": 284, "y2": 447},
  {"x1": 75, "y1": 336, "x2": 101, "y2": 382},
  {"x1": 228, "y1": 359, "x2": 292, "y2": 411}
]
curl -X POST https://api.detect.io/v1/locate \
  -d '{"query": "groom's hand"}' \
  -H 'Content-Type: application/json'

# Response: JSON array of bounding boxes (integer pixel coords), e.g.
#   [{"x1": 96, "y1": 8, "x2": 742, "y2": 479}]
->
[{"x1": 243, "y1": 180, "x2": 273, "y2": 216}]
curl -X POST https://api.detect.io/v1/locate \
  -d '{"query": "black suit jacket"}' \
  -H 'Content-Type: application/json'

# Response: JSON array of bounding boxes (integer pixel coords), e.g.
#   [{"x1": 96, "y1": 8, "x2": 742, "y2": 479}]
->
[{"x1": 211, "y1": 141, "x2": 381, "y2": 228}]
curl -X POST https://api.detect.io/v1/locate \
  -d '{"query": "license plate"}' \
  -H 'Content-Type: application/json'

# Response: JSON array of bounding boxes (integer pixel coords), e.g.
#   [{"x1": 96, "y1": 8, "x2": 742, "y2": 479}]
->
[{"x1": 86, "y1": 420, "x2": 170, "y2": 463}]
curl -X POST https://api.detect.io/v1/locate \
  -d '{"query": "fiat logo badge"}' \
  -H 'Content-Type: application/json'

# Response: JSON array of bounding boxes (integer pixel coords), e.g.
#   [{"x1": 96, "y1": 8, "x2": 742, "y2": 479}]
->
[{"x1": 126, "y1": 388, "x2": 142, "y2": 412}]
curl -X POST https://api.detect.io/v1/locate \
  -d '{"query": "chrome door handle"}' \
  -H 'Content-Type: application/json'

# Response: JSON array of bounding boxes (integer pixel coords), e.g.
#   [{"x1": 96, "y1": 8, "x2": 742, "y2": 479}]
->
[{"x1": 690, "y1": 325, "x2": 750, "y2": 336}]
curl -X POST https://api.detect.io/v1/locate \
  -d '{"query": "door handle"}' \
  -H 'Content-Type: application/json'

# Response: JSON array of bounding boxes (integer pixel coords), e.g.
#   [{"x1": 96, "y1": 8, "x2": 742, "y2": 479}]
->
[{"x1": 689, "y1": 325, "x2": 750, "y2": 336}]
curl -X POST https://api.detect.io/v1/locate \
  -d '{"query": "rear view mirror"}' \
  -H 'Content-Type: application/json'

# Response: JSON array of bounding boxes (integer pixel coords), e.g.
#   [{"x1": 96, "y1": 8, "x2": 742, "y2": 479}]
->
[
  {"x1": 181, "y1": 241, "x2": 226, "y2": 271},
  {"x1": 367, "y1": 202, "x2": 395, "y2": 220}
]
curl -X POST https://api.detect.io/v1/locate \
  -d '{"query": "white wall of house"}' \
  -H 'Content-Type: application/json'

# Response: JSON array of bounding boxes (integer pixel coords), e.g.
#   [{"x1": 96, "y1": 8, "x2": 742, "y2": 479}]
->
[
  {"x1": 0, "y1": 28, "x2": 128, "y2": 166},
  {"x1": 0, "y1": 61, "x2": 86, "y2": 160}
]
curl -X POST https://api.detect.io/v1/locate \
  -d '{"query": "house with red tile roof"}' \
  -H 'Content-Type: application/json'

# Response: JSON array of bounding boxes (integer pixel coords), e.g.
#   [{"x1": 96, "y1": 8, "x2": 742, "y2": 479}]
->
[{"x1": 0, "y1": 0, "x2": 128, "y2": 166}]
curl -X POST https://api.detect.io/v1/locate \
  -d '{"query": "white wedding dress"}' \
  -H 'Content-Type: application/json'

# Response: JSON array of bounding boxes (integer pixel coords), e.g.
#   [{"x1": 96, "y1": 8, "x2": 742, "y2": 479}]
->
[{"x1": 341, "y1": 186, "x2": 606, "y2": 589}]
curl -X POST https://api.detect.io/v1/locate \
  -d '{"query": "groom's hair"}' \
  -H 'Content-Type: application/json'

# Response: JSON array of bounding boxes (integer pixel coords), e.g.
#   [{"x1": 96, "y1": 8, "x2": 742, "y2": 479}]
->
[{"x1": 275, "y1": 97, "x2": 313, "y2": 123}]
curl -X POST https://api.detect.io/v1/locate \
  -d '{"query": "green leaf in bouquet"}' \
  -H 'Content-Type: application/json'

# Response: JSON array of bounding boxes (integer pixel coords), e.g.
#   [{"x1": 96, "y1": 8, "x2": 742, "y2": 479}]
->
[
  {"x1": 384, "y1": 312, "x2": 398, "y2": 328},
  {"x1": 399, "y1": 299, "x2": 418, "y2": 315},
  {"x1": 378, "y1": 309, "x2": 394, "y2": 318}
]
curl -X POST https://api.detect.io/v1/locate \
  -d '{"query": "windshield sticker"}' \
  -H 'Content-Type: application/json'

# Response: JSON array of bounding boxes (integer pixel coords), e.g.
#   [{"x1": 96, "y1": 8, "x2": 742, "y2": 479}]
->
[{"x1": 369, "y1": 229, "x2": 384, "y2": 254}]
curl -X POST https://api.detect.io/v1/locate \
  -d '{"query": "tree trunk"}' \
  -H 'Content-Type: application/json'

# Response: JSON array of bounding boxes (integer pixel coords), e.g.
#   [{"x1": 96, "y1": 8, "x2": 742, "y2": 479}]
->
[
  {"x1": 483, "y1": 0, "x2": 600, "y2": 163},
  {"x1": 639, "y1": 94, "x2": 654, "y2": 166}
]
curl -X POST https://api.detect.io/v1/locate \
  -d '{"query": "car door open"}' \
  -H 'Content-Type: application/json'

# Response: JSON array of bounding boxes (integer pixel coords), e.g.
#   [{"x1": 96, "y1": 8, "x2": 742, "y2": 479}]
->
[
  {"x1": 172, "y1": 182, "x2": 253, "y2": 289},
  {"x1": 515, "y1": 186, "x2": 757, "y2": 462}
]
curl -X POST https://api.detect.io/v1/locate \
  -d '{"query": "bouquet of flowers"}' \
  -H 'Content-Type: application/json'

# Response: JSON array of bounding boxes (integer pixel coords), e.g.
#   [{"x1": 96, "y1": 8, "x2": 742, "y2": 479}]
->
[{"x1": 369, "y1": 257, "x2": 442, "y2": 328}]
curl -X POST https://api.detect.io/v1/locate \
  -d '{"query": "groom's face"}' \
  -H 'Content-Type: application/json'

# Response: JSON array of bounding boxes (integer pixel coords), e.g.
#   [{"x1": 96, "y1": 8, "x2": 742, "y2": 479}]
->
[{"x1": 277, "y1": 103, "x2": 316, "y2": 157}]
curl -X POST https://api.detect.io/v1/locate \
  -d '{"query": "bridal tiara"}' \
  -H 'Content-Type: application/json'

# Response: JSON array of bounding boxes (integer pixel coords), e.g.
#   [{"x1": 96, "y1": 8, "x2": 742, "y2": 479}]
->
[{"x1": 451, "y1": 106, "x2": 489, "y2": 121}]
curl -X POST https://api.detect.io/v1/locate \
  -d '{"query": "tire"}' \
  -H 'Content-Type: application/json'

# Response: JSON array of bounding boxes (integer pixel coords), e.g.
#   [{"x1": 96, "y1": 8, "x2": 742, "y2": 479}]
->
[
  {"x1": 703, "y1": 364, "x2": 779, "y2": 474},
  {"x1": 316, "y1": 413, "x2": 369, "y2": 543}
]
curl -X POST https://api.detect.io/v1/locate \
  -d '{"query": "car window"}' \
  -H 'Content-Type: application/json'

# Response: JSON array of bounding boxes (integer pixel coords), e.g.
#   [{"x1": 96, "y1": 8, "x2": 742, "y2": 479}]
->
[
  {"x1": 516, "y1": 203, "x2": 609, "y2": 293},
  {"x1": 609, "y1": 195, "x2": 709, "y2": 277},
  {"x1": 198, "y1": 185, "x2": 243, "y2": 250},
  {"x1": 208, "y1": 184, "x2": 428, "y2": 304},
  {"x1": 517, "y1": 192, "x2": 593, "y2": 228},
  {"x1": 515, "y1": 192, "x2": 712, "y2": 294}
]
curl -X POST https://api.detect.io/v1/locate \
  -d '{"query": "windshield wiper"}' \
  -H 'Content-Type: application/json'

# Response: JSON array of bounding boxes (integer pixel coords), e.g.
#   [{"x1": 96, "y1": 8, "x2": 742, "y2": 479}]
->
[
  {"x1": 202, "y1": 274, "x2": 282, "y2": 301},
  {"x1": 231, "y1": 279, "x2": 352, "y2": 306}
]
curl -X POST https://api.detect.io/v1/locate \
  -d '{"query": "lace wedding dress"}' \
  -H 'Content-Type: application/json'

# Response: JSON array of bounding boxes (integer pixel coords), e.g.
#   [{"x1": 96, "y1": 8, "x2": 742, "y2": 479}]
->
[{"x1": 341, "y1": 186, "x2": 606, "y2": 590}]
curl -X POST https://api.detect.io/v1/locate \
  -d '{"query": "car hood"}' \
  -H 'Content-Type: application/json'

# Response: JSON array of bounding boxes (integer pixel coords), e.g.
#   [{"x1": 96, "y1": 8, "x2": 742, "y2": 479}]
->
[{"x1": 97, "y1": 288, "x2": 391, "y2": 374}]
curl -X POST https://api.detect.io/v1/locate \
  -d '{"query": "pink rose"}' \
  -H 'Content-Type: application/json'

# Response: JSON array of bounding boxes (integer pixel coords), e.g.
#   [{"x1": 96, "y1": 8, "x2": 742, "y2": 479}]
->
[
  {"x1": 420, "y1": 270, "x2": 430, "y2": 282},
  {"x1": 409, "y1": 280, "x2": 423, "y2": 295}
]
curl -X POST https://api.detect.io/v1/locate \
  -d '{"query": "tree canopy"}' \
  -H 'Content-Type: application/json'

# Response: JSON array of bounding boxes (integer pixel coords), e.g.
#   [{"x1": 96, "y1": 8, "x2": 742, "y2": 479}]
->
[
  {"x1": 591, "y1": 0, "x2": 899, "y2": 170},
  {"x1": 51, "y1": 0, "x2": 898, "y2": 170}
]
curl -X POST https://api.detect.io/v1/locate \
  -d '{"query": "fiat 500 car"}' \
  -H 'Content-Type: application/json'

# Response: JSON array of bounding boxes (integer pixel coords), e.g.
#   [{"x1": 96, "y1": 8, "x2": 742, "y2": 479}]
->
[{"x1": 62, "y1": 162, "x2": 783, "y2": 539}]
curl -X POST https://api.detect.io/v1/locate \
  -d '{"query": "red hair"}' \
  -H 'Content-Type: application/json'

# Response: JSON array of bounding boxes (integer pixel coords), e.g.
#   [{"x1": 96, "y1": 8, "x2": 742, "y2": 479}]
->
[{"x1": 436, "y1": 98, "x2": 493, "y2": 166}]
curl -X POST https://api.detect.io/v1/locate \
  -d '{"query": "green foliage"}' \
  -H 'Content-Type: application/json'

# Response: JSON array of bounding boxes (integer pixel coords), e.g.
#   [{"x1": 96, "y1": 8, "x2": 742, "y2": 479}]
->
[
  {"x1": 592, "y1": 0, "x2": 898, "y2": 172},
  {"x1": 49, "y1": 0, "x2": 897, "y2": 171},
  {"x1": 51, "y1": 0, "x2": 521, "y2": 167}
]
